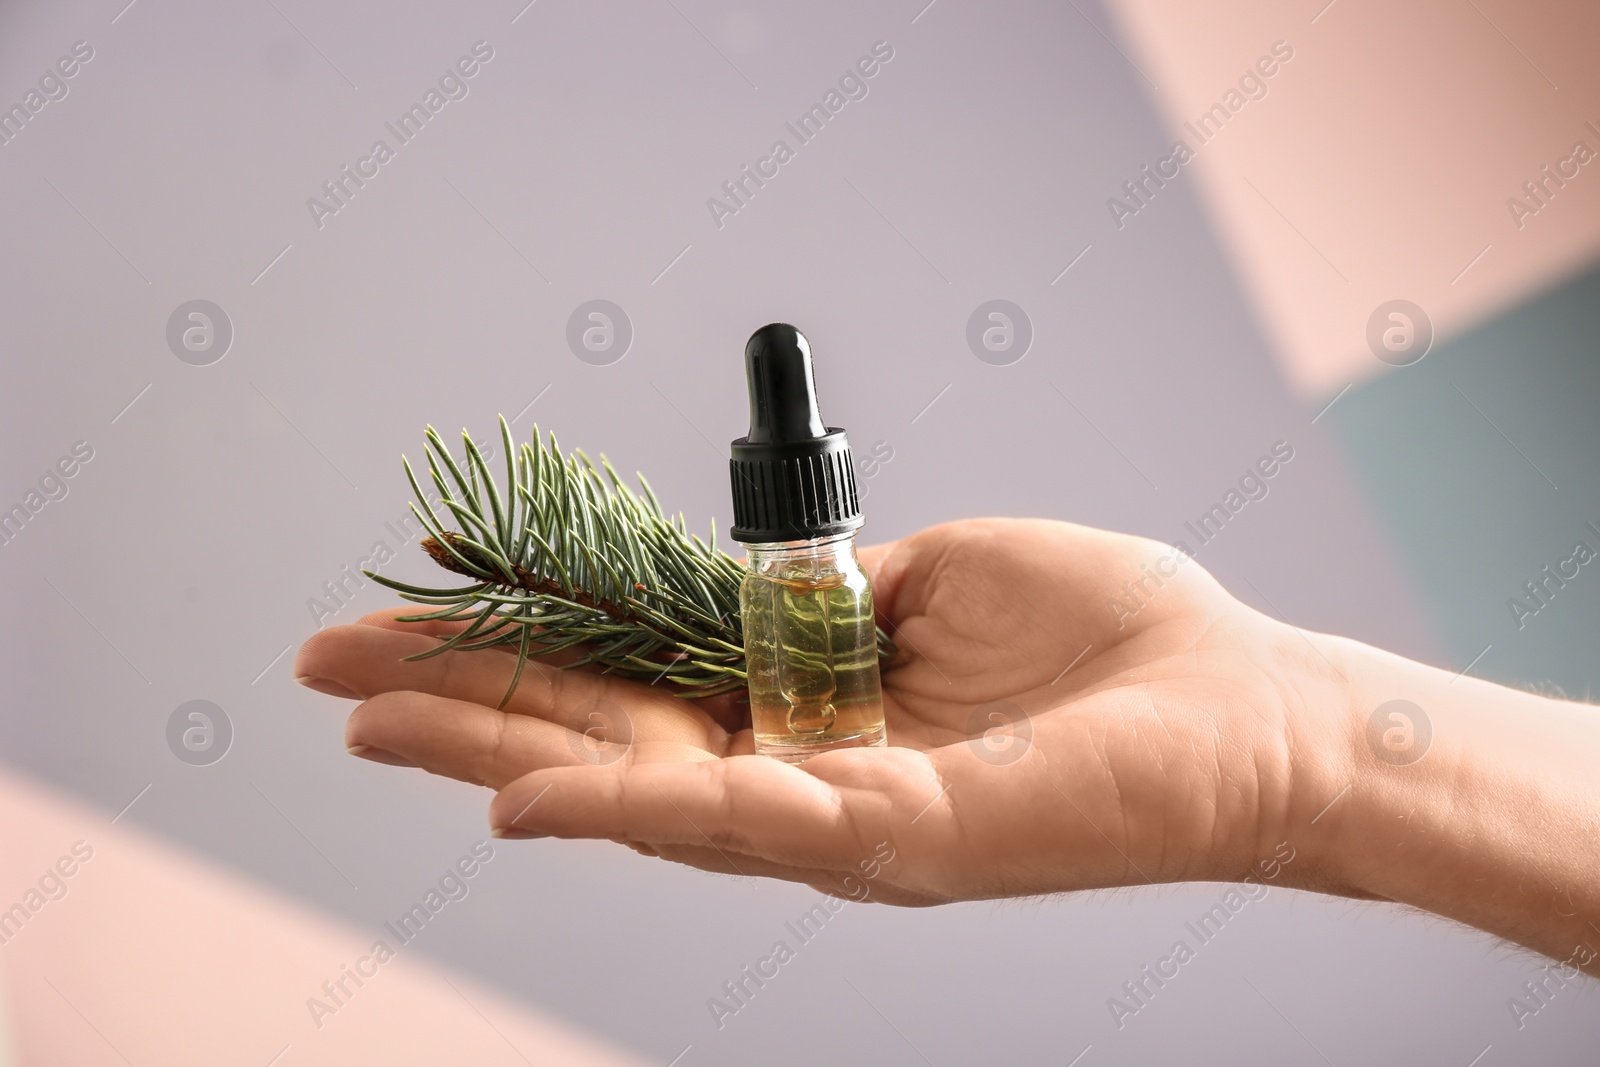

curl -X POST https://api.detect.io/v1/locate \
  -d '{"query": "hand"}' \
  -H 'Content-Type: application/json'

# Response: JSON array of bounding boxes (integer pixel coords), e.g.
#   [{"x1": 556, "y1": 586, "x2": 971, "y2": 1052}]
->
[{"x1": 294, "y1": 518, "x2": 1348, "y2": 906}]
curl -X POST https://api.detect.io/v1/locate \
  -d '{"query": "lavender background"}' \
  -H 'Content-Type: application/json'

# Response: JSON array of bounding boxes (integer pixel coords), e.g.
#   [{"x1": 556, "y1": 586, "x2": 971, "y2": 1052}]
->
[{"x1": 1, "y1": 0, "x2": 1595, "y2": 1063}]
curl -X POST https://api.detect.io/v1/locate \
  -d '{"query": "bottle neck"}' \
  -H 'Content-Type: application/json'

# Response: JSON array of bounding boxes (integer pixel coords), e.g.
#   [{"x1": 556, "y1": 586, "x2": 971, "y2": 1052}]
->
[{"x1": 741, "y1": 531, "x2": 857, "y2": 571}]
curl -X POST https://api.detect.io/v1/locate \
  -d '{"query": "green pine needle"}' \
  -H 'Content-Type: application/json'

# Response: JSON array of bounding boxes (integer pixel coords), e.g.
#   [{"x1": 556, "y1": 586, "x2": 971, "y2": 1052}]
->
[{"x1": 365, "y1": 417, "x2": 899, "y2": 709}]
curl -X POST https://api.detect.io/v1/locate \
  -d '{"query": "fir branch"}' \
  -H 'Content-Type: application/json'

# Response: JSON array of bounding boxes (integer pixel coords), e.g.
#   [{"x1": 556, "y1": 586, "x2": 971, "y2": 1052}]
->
[{"x1": 365, "y1": 417, "x2": 899, "y2": 708}]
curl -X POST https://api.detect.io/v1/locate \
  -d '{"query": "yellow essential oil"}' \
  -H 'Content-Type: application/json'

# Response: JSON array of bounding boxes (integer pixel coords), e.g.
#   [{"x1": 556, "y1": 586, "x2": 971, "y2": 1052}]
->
[{"x1": 741, "y1": 538, "x2": 886, "y2": 760}]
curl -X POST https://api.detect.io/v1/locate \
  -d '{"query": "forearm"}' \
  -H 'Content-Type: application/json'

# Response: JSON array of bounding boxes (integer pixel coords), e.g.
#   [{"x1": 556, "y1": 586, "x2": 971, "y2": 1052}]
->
[{"x1": 1286, "y1": 633, "x2": 1600, "y2": 974}]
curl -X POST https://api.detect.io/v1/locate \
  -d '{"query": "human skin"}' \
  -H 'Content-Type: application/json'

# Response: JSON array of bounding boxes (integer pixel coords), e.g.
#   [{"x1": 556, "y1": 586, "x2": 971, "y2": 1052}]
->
[{"x1": 293, "y1": 518, "x2": 1600, "y2": 975}]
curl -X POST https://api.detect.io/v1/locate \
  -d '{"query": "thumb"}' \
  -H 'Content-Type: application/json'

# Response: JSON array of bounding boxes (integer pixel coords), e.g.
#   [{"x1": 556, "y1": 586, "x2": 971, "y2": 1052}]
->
[{"x1": 857, "y1": 537, "x2": 910, "y2": 625}]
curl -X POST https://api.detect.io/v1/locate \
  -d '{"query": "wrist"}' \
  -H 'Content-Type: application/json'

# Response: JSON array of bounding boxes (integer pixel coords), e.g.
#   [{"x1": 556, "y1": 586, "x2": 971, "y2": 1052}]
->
[
  {"x1": 1281, "y1": 630, "x2": 1600, "y2": 967},
  {"x1": 1248, "y1": 624, "x2": 1381, "y2": 898},
  {"x1": 1277, "y1": 633, "x2": 1448, "y2": 899}
]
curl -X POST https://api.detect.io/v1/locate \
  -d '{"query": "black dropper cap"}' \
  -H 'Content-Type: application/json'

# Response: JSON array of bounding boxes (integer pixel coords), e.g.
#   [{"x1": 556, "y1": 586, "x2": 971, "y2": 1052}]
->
[{"x1": 729, "y1": 324, "x2": 862, "y2": 544}]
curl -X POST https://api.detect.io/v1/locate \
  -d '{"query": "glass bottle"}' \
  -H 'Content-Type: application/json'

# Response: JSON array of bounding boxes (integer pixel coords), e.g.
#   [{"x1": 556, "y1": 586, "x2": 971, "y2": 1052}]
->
[
  {"x1": 729, "y1": 324, "x2": 887, "y2": 762},
  {"x1": 740, "y1": 534, "x2": 886, "y2": 760}
]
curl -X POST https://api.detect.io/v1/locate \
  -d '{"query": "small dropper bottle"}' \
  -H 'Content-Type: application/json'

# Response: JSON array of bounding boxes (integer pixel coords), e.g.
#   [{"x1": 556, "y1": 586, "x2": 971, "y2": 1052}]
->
[{"x1": 729, "y1": 324, "x2": 887, "y2": 761}]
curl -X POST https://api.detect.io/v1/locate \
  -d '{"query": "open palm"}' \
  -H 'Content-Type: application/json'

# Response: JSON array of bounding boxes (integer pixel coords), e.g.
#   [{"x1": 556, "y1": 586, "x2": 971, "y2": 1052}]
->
[{"x1": 295, "y1": 518, "x2": 1329, "y2": 906}]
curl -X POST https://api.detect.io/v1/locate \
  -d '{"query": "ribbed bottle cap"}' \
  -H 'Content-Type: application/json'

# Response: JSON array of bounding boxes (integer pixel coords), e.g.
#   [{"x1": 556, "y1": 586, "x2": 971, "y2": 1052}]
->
[{"x1": 729, "y1": 324, "x2": 862, "y2": 544}]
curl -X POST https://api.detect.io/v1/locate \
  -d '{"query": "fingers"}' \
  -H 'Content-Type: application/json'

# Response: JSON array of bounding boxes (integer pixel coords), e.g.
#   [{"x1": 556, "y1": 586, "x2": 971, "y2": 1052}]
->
[
  {"x1": 487, "y1": 745, "x2": 943, "y2": 874},
  {"x1": 351, "y1": 606, "x2": 501, "y2": 640},
  {"x1": 626, "y1": 842, "x2": 938, "y2": 904},
  {"x1": 351, "y1": 608, "x2": 590, "y2": 665},
  {"x1": 485, "y1": 742, "x2": 1114, "y2": 905},
  {"x1": 345, "y1": 691, "x2": 593, "y2": 790},
  {"x1": 855, "y1": 539, "x2": 907, "y2": 622},
  {"x1": 297, "y1": 621, "x2": 551, "y2": 711},
  {"x1": 489, "y1": 756, "x2": 851, "y2": 868},
  {"x1": 636, "y1": 842, "x2": 839, "y2": 886},
  {"x1": 298, "y1": 620, "x2": 715, "y2": 742}
]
